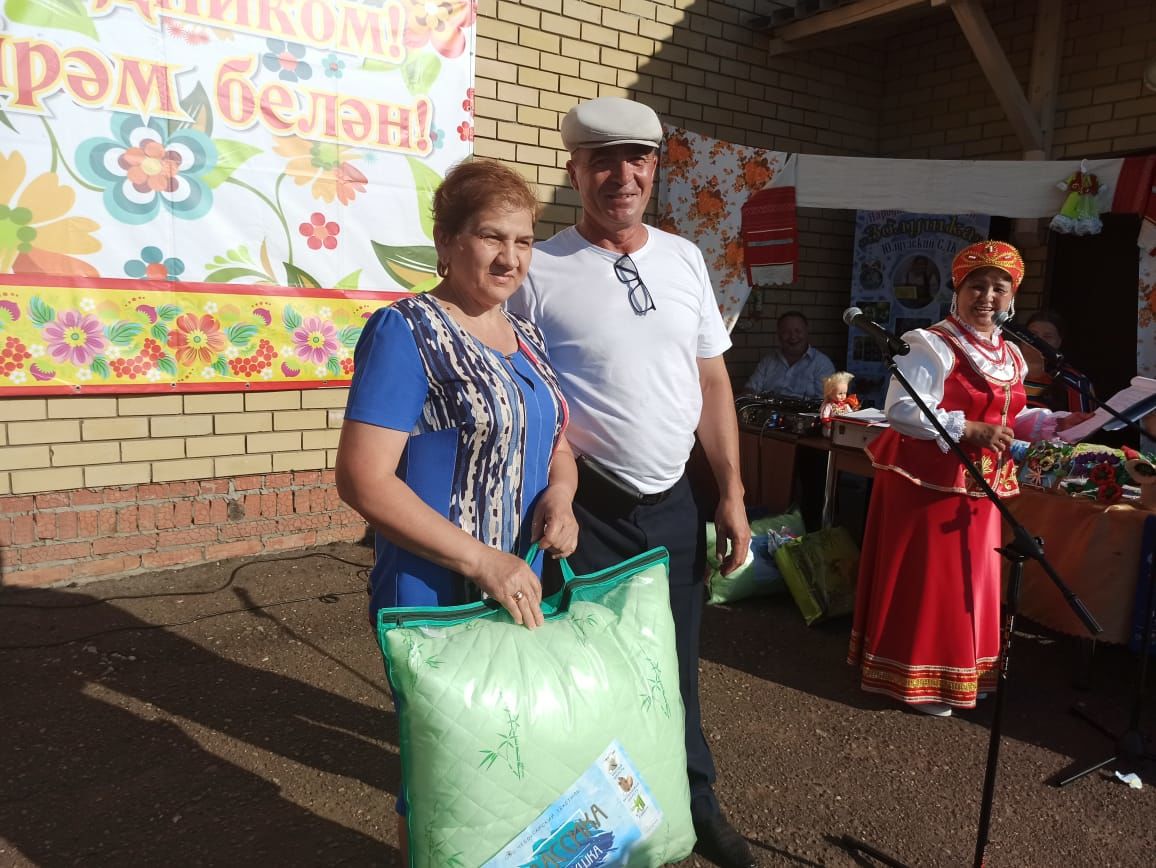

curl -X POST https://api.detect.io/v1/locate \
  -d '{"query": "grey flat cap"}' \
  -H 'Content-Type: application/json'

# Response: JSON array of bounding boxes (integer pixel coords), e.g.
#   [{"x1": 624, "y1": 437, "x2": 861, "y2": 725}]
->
[{"x1": 561, "y1": 97, "x2": 663, "y2": 151}]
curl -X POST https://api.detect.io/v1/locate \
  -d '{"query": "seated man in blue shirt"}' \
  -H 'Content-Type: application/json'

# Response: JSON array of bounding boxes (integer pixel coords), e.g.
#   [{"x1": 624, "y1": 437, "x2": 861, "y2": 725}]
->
[{"x1": 744, "y1": 311, "x2": 836, "y2": 400}]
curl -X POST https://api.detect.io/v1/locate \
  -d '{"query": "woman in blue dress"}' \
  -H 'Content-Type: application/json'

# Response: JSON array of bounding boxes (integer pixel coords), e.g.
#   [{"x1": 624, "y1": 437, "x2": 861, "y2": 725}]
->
[{"x1": 337, "y1": 159, "x2": 577, "y2": 629}]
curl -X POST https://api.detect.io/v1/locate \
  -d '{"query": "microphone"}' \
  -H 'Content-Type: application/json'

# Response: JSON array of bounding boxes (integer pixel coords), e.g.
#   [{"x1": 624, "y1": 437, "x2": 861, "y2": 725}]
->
[
  {"x1": 842, "y1": 307, "x2": 910, "y2": 356},
  {"x1": 993, "y1": 311, "x2": 1064, "y2": 369}
]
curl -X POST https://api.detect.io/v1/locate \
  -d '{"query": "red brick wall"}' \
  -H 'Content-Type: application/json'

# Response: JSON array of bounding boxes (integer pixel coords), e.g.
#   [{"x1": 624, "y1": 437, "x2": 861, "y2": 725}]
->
[{"x1": 0, "y1": 472, "x2": 367, "y2": 587}]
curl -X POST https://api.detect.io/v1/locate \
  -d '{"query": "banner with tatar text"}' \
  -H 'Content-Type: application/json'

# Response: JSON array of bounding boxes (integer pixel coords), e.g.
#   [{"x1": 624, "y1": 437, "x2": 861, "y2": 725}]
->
[{"x1": 0, "y1": 0, "x2": 474, "y2": 395}]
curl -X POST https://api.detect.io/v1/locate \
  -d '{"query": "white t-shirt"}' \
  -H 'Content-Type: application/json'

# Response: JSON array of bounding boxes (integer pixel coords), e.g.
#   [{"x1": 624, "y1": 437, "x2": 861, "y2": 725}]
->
[{"x1": 510, "y1": 225, "x2": 731, "y2": 494}]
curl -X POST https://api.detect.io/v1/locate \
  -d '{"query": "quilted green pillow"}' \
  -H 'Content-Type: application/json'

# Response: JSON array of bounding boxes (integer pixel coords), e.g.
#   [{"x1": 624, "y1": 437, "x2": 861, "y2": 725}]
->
[{"x1": 377, "y1": 547, "x2": 696, "y2": 867}]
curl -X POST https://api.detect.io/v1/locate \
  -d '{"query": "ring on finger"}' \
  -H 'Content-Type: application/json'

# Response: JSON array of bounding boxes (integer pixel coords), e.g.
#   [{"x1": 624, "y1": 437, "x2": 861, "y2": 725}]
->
[{"x1": 512, "y1": 590, "x2": 525, "y2": 602}]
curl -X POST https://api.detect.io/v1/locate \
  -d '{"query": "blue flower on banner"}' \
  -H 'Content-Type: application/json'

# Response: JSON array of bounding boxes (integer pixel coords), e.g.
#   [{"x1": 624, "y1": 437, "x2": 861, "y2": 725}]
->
[
  {"x1": 430, "y1": 126, "x2": 445, "y2": 151},
  {"x1": 125, "y1": 246, "x2": 186, "y2": 280},
  {"x1": 321, "y1": 52, "x2": 345, "y2": 79},
  {"x1": 263, "y1": 39, "x2": 313, "y2": 82},
  {"x1": 76, "y1": 115, "x2": 217, "y2": 225}
]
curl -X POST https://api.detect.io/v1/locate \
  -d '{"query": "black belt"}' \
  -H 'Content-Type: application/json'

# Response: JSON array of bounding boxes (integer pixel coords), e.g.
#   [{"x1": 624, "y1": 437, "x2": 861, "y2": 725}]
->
[
  {"x1": 637, "y1": 487, "x2": 675, "y2": 506},
  {"x1": 576, "y1": 455, "x2": 676, "y2": 508}
]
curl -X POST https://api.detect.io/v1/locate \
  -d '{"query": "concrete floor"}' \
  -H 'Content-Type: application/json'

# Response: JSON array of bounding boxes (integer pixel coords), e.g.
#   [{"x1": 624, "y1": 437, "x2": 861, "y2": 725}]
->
[{"x1": 1, "y1": 541, "x2": 1153, "y2": 866}]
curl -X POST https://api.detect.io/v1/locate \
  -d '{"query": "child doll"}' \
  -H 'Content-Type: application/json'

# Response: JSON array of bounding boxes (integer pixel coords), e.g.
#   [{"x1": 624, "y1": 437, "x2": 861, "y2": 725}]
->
[{"x1": 820, "y1": 371, "x2": 858, "y2": 435}]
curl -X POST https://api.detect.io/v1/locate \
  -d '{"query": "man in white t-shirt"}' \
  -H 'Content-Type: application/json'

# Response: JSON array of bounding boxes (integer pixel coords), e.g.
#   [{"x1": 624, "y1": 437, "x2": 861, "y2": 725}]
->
[{"x1": 510, "y1": 97, "x2": 754, "y2": 868}]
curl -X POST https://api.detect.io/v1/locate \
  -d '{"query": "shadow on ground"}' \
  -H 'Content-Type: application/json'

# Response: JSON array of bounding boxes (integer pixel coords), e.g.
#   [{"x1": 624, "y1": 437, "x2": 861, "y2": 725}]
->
[{"x1": 0, "y1": 545, "x2": 399, "y2": 866}]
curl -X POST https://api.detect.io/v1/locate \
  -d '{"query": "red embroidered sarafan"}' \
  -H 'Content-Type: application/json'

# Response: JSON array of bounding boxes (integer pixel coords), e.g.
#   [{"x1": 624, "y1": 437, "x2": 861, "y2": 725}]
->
[{"x1": 866, "y1": 319, "x2": 1025, "y2": 498}]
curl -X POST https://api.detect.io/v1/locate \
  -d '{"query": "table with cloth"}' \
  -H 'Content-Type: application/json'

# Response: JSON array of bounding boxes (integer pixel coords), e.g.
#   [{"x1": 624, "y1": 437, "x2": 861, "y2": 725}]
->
[{"x1": 1005, "y1": 487, "x2": 1150, "y2": 645}]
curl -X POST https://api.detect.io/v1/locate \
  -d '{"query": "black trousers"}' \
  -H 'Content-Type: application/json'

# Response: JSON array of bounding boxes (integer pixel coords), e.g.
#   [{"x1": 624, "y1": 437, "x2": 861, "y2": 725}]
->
[{"x1": 561, "y1": 472, "x2": 720, "y2": 822}]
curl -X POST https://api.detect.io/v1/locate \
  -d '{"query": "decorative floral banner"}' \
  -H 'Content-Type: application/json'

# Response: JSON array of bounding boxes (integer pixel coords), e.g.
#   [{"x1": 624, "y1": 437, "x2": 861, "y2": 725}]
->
[
  {"x1": 0, "y1": 0, "x2": 475, "y2": 394},
  {"x1": 657, "y1": 125, "x2": 794, "y2": 330},
  {"x1": 0, "y1": 275, "x2": 403, "y2": 394}
]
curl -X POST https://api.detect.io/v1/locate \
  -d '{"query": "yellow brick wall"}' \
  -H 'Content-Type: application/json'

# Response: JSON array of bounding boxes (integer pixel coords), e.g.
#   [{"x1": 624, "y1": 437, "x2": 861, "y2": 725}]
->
[
  {"x1": 0, "y1": 390, "x2": 347, "y2": 497},
  {"x1": 876, "y1": 0, "x2": 1156, "y2": 313}
]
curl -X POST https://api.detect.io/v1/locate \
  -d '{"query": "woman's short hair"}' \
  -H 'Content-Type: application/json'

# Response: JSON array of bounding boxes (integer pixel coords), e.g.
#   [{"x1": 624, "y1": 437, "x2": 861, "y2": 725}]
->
[{"x1": 432, "y1": 159, "x2": 540, "y2": 239}]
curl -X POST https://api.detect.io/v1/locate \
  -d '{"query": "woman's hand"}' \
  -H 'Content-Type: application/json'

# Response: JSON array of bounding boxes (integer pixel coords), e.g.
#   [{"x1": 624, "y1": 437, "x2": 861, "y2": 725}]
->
[
  {"x1": 470, "y1": 548, "x2": 545, "y2": 629},
  {"x1": 963, "y1": 420, "x2": 1016, "y2": 453},
  {"x1": 530, "y1": 484, "x2": 578, "y2": 559},
  {"x1": 1056, "y1": 411, "x2": 1095, "y2": 432}
]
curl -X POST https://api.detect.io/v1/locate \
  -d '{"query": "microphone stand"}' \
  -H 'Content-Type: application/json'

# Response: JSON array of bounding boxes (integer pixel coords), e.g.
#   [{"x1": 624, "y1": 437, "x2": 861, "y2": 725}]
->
[{"x1": 840, "y1": 329, "x2": 1102, "y2": 868}]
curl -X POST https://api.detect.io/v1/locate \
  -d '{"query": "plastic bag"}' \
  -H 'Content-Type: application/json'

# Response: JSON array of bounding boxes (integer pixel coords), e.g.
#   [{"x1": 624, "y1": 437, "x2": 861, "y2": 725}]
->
[
  {"x1": 774, "y1": 526, "x2": 860, "y2": 625},
  {"x1": 377, "y1": 546, "x2": 695, "y2": 867},
  {"x1": 705, "y1": 510, "x2": 805, "y2": 604}
]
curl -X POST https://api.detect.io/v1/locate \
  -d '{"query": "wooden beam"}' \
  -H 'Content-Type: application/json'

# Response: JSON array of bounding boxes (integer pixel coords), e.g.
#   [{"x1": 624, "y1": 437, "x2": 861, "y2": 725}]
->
[
  {"x1": 947, "y1": 0, "x2": 1044, "y2": 152},
  {"x1": 1026, "y1": 0, "x2": 1064, "y2": 160},
  {"x1": 772, "y1": 0, "x2": 930, "y2": 44}
]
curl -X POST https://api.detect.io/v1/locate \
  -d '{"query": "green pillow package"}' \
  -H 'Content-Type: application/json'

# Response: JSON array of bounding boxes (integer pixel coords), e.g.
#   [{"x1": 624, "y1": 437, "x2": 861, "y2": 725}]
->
[
  {"x1": 774, "y1": 526, "x2": 861, "y2": 625},
  {"x1": 705, "y1": 509, "x2": 805, "y2": 605},
  {"x1": 376, "y1": 546, "x2": 696, "y2": 867}
]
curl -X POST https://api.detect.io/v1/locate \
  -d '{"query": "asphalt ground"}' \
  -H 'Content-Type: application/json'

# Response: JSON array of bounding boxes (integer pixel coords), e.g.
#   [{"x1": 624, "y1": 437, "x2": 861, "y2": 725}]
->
[{"x1": 1, "y1": 541, "x2": 1153, "y2": 867}]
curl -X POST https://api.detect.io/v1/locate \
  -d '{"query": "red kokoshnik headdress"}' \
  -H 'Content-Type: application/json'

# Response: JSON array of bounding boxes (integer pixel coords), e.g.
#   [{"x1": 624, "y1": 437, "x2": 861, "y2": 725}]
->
[{"x1": 951, "y1": 241, "x2": 1025, "y2": 291}]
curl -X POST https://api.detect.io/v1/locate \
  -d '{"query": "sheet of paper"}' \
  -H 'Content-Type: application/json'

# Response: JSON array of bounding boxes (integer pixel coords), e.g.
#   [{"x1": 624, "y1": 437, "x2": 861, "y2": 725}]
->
[
  {"x1": 842, "y1": 407, "x2": 888, "y2": 425},
  {"x1": 1058, "y1": 376, "x2": 1156, "y2": 443}
]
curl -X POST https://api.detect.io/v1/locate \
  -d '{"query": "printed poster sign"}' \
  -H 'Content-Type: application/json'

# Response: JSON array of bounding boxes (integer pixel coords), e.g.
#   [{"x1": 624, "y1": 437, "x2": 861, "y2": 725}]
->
[
  {"x1": 847, "y1": 211, "x2": 990, "y2": 408},
  {"x1": 0, "y1": 0, "x2": 475, "y2": 394}
]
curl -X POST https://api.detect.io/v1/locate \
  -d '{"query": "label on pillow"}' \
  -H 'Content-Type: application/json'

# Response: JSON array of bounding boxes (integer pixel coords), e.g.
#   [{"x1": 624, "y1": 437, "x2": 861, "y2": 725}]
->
[{"x1": 482, "y1": 740, "x2": 663, "y2": 867}]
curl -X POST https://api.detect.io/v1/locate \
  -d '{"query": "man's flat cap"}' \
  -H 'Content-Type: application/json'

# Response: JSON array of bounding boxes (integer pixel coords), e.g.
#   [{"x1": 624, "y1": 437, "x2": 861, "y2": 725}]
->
[{"x1": 560, "y1": 97, "x2": 663, "y2": 152}]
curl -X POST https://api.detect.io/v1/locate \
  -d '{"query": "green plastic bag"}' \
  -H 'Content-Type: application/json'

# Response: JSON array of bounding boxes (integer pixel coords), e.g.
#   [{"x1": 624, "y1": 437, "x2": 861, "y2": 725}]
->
[
  {"x1": 774, "y1": 526, "x2": 860, "y2": 625},
  {"x1": 705, "y1": 510, "x2": 805, "y2": 605},
  {"x1": 377, "y1": 546, "x2": 696, "y2": 867}
]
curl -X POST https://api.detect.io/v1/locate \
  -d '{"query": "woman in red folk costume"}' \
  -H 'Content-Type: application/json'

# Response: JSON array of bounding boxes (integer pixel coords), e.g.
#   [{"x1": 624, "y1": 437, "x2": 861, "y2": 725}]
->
[{"x1": 848, "y1": 241, "x2": 1091, "y2": 717}]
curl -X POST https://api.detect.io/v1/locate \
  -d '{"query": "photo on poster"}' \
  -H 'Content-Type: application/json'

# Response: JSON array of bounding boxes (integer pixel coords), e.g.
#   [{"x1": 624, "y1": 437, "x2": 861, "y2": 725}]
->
[{"x1": 846, "y1": 211, "x2": 991, "y2": 408}]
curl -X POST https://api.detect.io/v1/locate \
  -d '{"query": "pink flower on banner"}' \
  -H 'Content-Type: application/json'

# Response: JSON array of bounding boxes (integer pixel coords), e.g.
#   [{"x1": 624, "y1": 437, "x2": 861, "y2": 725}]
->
[
  {"x1": 43, "y1": 310, "x2": 107, "y2": 366},
  {"x1": 299, "y1": 212, "x2": 340, "y2": 250},
  {"x1": 462, "y1": 87, "x2": 475, "y2": 116},
  {"x1": 293, "y1": 317, "x2": 339, "y2": 365},
  {"x1": 457, "y1": 121, "x2": 474, "y2": 142}
]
